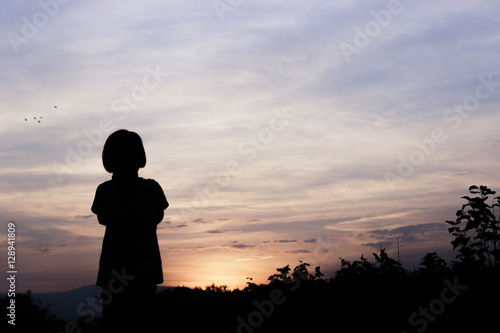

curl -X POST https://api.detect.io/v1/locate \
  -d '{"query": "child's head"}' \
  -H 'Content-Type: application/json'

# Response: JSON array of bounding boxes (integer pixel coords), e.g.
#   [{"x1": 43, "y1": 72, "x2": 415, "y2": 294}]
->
[{"x1": 102, "y1": 129, "x2": 146, "y2": 174}]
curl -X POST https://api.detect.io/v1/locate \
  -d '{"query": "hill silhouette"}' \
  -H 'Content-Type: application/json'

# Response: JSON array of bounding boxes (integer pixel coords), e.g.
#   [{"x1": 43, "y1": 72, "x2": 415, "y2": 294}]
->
[
  {"x1": 3, "y1": 185, "x2": 500, "y2": 332},
  {"x1": 0, "y1": 285, "x2": 175, "y2": 322}
]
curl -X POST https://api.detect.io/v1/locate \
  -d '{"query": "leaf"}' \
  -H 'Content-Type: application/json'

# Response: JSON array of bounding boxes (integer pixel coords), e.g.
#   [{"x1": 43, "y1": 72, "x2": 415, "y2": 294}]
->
[
  {"x1": 465, "y1": 219, "x2": 481, "y2": 231},
  {"x1": 314, "y1": 266, "x2": 324, "y2": 278},
  {"x1": 451, "y1": 238, "x2": 461, "y2": 250},
  {"x1": 479, "y1": 185, "x2": 494, "y2": 195},
  {"x1": 469, "y1": 185, "x2": 479, "y2": 193}
]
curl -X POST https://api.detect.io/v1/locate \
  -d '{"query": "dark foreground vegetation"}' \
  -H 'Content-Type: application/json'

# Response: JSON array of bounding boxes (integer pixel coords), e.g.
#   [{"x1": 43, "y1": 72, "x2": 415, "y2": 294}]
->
[{"x1": 4, "y1": 185, "x2": 500, "y2": 333}]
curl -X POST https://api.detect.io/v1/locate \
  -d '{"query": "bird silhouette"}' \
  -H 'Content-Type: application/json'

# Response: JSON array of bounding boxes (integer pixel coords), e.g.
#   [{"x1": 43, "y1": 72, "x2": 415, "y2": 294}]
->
[
  {"x1": 25, "y1": 116, "x2": 44, "y2": 123},
  {"x1": 54, "y1": 106, "x2": 57, "y2": 108}
]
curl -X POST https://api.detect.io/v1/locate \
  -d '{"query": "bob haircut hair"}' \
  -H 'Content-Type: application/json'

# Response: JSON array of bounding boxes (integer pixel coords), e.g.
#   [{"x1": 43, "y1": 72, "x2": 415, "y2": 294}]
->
[{"x1": 102, "y1": 129, "x2": 146, "y2": 173}]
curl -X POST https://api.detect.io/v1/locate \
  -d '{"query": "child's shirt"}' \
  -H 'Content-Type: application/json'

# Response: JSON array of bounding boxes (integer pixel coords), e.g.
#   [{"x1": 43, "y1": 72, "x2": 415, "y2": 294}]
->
[{"x1": 91, "y1": 174, "x2": 169, "y2": 286}]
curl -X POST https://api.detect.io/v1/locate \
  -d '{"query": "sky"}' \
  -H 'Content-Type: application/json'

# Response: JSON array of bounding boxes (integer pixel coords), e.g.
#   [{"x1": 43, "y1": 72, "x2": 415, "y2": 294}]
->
[{"x1": 1, "y1": 0, "x2": 499, "y2": 293}]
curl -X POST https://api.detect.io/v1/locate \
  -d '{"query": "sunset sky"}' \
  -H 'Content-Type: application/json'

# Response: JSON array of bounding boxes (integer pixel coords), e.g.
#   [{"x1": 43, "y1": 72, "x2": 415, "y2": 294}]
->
[{"x1": 1, "y1": 0, "x2": 500, "y2": 293}]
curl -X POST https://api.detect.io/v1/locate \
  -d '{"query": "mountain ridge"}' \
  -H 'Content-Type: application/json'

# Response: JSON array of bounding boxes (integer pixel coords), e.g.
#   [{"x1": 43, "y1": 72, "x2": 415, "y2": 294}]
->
[{"x1": 1, "y1": 284, "x2": 174, "y2": 321}]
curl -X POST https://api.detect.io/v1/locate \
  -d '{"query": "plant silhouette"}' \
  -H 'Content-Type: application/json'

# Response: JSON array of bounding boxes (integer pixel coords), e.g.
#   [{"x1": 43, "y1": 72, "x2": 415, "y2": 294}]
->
[
  {"x1": 446, "y1": 185, "x2": 500, "y2": 268},
  {"x1": 417, "y1": 251, "x2": 449, "y2": 275}
]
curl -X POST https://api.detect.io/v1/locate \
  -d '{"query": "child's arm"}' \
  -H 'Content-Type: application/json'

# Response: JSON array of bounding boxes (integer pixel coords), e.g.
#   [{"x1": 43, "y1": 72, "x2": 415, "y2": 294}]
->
[
  {"x1": 153, "y1": 180, "x2": 169, "y2": 225},
  {"x1": 94, "y1": 211, "x2": 112, "y2": 226},
  {"x1": 152, "y1": 210, "x2": 164, "y2": 225},
  {"x1": 91, "y1": 184, "x2": 109, "y2": 225}
]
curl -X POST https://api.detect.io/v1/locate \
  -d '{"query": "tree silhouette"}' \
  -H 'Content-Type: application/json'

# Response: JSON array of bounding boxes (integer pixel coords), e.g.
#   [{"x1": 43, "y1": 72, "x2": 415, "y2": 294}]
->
[
  {"x1": 335, "y1": 254, "x2": 375, "y2": 282},
  {"x1": 417, "y1": 251, "x2": 448, "y2": 275},
  {"x1": 204, "y1": 283, "x2": 231, "y2": 292},
  {"x1": 1, "y1": 290, "x2": 65, "y2": 332},
  {"x1": 267, "y1": 264, "x2": 291, "y2": 282},
  {"x1": 372, "y1": 247, "x2": 405, "y2": 273}
]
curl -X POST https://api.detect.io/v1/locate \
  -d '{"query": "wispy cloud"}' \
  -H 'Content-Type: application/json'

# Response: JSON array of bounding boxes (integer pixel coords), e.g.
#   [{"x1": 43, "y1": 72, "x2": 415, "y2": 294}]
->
[{"x1": 360, "y1": 223, "x2": 447, "y2": 250}]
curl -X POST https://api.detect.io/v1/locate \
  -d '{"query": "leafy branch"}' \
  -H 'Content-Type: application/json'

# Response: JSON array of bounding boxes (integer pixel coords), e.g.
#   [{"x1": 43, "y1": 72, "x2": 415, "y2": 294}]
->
[{"x1": 446, "y1": 185, "x2": 500, "y2": 268}]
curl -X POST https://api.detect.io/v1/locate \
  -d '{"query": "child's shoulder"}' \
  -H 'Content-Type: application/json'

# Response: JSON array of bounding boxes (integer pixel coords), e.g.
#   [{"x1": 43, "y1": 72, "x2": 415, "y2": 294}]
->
[
  {"x1": 94, "y1": 180, "x2": 114, "y2": 194},
  {"x1": 96, "y1": 179, "x2": 113, "y2": 189},
  {"x1": 139, "y1": 177, "x2": 163, "y2": 188}
]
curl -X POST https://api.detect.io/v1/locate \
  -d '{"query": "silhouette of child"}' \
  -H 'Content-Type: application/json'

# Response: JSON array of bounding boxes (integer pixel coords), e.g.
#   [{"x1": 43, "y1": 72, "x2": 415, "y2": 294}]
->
[{"x1": 91, "y1": 129, "x2": 168, "y2": 332}]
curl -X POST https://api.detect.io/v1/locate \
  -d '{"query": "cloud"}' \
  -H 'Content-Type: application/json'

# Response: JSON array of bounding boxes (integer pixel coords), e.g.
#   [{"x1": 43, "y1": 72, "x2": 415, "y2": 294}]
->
[
  {"x1": 226, "y1": 241, "x2": 255, "y2": 250},
  {"x1": 360, "y1": 223, "x2": 448, "y2": 250},
  {"x1": 331, "y1": 210, "x2": 423, "y2": 228},
  {"x1": 206, "y1": 229, "x2": 241, "y2": 234},
  {"x1": 206, "y1": 230, "x2": 224, "y2": 234},
  {"x1": 285, "y1": 249, "x2": 312, "y2": 254},
  {"x1": 303, "y1": 239, "x2": 317, "y2": 243},
  {"x1": 235, "y1": 258, "x2": 254, "y2": 262},
  {"x1": 159, "y1": 220, "x2": 189, "y2": 230},
  {"x1": 235, "y1": 254, "x2": 275, "y2": 262},
  {"x1": 191, "y1": 218, "x2": 209, "y2": 224},
  {"x1": 230, "y1": 244, "x2": 255, "y2": 250},
  {"x1": 172, "y1": 223, "x2": 189, "y2": 229},
  {"x1": 31, "y1": 244, "x2": 67, "y2": 255},
  {"x1": 367, "y1": 223, "x2": 445, "y2": 237},
  {"x1": 74, "y1": 214, "x2": 94, "y2": 219}
]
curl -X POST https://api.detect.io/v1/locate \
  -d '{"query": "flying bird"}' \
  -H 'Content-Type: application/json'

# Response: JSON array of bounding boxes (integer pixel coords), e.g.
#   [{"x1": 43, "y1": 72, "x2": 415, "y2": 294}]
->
[
  {"x1": 54, "y1": 106, "x2": 57, "y2": 108},
  {"x1": 24, "y1": 118, "x2": 27, "y2": 121}
]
